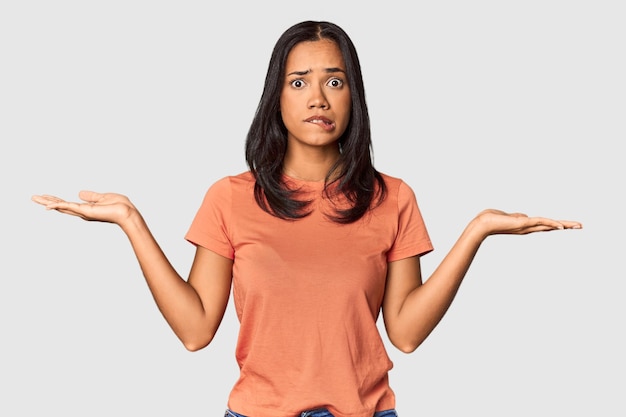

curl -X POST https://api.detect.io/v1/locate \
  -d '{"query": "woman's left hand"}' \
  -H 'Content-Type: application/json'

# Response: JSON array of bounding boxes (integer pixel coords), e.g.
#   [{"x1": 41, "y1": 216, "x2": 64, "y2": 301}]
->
[{"x1": 474, "y1": 209, "x2": 582, "y2": 238}]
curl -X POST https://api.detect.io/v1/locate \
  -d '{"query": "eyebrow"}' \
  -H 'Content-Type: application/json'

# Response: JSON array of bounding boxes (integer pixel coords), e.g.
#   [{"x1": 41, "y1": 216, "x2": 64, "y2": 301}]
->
[{"x1": 287, "y1": 67, "x2": 346, "y2": 76}]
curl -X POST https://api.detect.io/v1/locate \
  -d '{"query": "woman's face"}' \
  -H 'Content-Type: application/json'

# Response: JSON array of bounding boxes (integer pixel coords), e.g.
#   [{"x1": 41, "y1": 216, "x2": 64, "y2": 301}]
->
[{"x1": 280, "y1": 39, "x2": 352, "y2": 153}]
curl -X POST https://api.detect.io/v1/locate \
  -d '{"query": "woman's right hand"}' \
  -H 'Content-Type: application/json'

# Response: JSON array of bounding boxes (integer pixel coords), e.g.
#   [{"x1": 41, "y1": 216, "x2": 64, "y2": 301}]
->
[{"x1": 31, "y1": 190, "x2": 138, "y2": 227}]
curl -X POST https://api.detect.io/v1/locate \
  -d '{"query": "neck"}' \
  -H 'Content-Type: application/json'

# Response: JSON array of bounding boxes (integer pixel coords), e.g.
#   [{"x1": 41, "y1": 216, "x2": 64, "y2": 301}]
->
[{"x1": 283, "y1": 144, "x2": 341, "y2": 182}]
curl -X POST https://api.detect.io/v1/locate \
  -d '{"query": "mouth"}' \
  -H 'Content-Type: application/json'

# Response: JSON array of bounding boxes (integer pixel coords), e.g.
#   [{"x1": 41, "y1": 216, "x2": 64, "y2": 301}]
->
[{"x1": 305, "y1": 116, "x2": 335, "y2": 131}]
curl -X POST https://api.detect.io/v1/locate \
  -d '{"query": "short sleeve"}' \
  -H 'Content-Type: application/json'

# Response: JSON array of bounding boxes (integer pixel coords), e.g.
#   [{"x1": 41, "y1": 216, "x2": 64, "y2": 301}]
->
[
  {"x1": 185, "y1": 177, "x2": 235, "y2": 260},
  {"x1": 386, "y1": 180, "x2": 433, "y2": 262}
]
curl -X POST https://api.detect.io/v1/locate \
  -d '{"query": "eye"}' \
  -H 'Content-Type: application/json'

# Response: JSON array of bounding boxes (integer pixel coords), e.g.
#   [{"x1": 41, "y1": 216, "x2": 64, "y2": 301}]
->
[
  {"x1": 327, "y1": 77, "x2": 344, "y2": 88},
  {"x1": 290, "y1": 79, "x2": 306, "y2": 89}
]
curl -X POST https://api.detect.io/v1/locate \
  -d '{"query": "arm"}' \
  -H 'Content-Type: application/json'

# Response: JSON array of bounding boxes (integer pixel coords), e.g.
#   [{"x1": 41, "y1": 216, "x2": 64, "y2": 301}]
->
[
  {"x1": 382, "y1": 209, "x2": 582, "y2": 353},
  {"x1": 31, "y1": 191, "x2": 232, "y2": 351}
]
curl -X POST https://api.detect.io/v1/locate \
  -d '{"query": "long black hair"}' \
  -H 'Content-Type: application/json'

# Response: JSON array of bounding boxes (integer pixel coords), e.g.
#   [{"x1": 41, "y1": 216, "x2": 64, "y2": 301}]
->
[{"x1": 245, "y1": 20, "x2": 386, "y2": 224}]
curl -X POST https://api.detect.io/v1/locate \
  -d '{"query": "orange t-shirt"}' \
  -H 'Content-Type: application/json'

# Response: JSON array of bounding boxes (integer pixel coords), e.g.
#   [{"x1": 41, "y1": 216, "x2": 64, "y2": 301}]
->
[{"x1": 185, "y1": 171, "x2": 433, "y2": 417}]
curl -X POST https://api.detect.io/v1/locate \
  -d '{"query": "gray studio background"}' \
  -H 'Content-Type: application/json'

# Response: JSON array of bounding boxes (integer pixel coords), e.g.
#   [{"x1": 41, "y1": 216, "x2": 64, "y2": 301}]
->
[{"x1": 1, "y1": 1, "x2": 624, "y2": 416}]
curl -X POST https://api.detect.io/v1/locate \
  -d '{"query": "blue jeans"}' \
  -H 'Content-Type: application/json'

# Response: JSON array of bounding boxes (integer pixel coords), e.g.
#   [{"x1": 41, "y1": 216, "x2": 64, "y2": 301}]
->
[{"x1": 225, "y1": 408, "x2": 398, "y2": 417}]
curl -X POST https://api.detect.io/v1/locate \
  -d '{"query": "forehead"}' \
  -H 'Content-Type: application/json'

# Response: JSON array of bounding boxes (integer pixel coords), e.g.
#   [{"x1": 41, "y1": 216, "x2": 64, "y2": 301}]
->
[{"x1": 285, "y1": 39, "x2": 345, "y2": 71}]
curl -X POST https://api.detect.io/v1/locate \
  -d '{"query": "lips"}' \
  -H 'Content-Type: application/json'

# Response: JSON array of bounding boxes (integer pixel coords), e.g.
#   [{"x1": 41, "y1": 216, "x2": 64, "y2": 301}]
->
[{"x1": 305, "y1": 115, "x2": 335, "y2": 131}]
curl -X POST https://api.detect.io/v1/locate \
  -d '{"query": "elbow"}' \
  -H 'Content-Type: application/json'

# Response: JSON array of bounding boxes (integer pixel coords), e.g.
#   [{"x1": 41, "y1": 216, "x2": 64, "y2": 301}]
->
[
  {"x1": 183, "y1": 340, "x2": 208, "y2": 352},
  {"x1": 177, "y1": 320, "x2": 221, "y2": 352},
  {"x1": 180, "y1": 332, "x2": 215, "y2": 352},
  {"x1": 388, "y1": 332, "x2": 424, "y2": 354},
  {"x1": 393, "y1": 340, "x2": 420, "y2": 354}
]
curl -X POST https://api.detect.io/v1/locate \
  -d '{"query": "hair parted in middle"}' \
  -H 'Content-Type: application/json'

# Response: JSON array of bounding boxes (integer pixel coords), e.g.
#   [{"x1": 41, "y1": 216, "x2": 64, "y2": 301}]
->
[{"x1": 245, "y1": 20, "x2": 387, "y2": 224}]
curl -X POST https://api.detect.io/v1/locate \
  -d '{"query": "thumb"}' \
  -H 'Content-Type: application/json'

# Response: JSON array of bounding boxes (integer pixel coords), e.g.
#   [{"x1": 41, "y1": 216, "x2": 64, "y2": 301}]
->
[{"x1": 78, "y1": 190, "x2": 103, "y2": 203}]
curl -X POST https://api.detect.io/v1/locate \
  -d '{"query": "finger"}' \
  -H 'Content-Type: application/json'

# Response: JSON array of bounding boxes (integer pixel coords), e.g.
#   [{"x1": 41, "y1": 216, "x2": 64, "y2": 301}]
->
[
  {"x1": 31, "y1": 195, "x2": 66, "y2": 206},
  {"x1": 78, "y1": 190, "x2": 103, "y2": 203},
  {"x1": 31, "y1": 195, "x2": 51, "y2": 205},
  {"x1": 529, "y1": 225, "x2": 564, "y2": 233},
  {"x1": 509, "y1": 212, "x2": 528, "y2": 219},
  {"x1": 45, "y1": 199, "x2": 97, "y2": 215},
  {"x1": 527, "y1": 216, "x2": 567, "y2": 228},
  {"x1": 557, "y1": 220, "x2": 583, "y2": 229},
  {"x1": 530, "y1": 217, "x2": 584, "y2": 231},
  {"x1": 53, "y1": 206, "x2": 90, "y2": 220},
  {"x1": 521, "y1": 218, "x2": 584, "y2": 234}
]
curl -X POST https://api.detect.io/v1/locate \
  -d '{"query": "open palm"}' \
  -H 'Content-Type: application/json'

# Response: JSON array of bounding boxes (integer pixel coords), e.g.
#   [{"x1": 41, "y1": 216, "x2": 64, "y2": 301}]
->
[
  {"x1": 31, "y1": 191, "x2": 136, "y2": 226},
  {"x1": 476, "y1": 208, "x2": 581, "y2": 237}
]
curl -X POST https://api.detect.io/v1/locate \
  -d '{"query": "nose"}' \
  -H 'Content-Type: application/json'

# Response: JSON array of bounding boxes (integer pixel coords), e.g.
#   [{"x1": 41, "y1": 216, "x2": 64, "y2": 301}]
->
[{"x1": 307, "y1": 84, "x2": 328, "y2": 109}]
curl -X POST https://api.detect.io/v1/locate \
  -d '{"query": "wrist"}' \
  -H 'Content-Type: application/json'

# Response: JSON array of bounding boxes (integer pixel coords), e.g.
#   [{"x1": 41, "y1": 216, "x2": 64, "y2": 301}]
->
[
  {"x1": 466, "y1": 213, "x2": 492, "y2": 242},
  {"x1": 119, "y1": 207, "x2": 145, "y2": 234}
]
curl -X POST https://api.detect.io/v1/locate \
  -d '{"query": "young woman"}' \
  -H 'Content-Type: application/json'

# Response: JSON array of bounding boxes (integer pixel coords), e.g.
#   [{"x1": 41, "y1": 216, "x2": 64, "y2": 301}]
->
[{"x1": 31, "y1": 21, "x2": 582, "y2": 417}]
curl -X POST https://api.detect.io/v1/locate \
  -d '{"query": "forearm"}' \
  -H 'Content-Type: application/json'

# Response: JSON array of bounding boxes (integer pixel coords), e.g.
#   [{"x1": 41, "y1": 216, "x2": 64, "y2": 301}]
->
[
  {"x1": 396, "y1": 219, "x2": 485, "y2": 352},
  {"x1": 120, "y1": 212, "x2": 211, "y2": 347}
]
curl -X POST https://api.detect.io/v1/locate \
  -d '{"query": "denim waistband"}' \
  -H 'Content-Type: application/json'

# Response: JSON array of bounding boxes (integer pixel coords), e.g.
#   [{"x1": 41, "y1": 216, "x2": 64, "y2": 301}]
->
[{"x1": 225, "y1": 408, "x2": 397, "y2": 417}]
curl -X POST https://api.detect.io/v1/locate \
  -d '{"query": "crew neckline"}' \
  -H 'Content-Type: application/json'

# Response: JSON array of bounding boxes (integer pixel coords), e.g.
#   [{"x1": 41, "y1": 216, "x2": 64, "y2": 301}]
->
[{"x1": 282, "y1": 173, "x2": 327, "y2": 189}]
